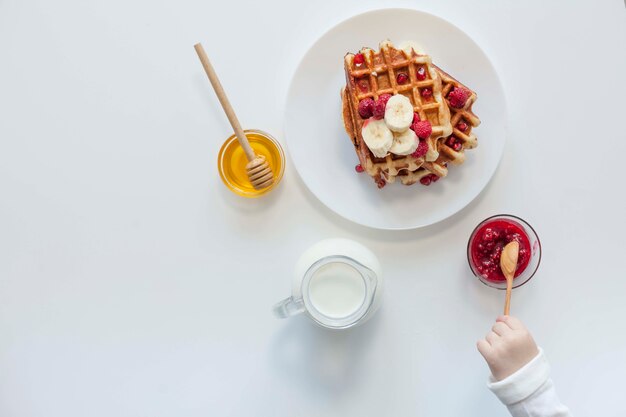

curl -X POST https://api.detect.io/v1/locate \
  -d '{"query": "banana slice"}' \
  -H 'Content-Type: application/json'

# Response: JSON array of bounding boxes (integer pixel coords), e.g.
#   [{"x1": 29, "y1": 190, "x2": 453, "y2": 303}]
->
[
  {"x1": 384, "y1": 95, "x2": 413, "y2": 132},
  {"x1": 361, "y1": 118, "x2": 393, "y2": 158},
  {"x1": 389, "y1": 128, "x2": 418, "y2": 156}
]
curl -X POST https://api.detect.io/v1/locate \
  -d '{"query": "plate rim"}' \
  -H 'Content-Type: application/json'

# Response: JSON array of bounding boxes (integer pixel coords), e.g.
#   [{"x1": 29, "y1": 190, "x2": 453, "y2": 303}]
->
[{"x1": 283, "y1": 7, "x2": 508, "y2": 231}]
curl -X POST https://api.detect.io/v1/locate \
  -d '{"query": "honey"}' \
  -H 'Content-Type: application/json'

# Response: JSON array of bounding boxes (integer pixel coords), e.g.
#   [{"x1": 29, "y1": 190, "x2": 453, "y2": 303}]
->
[{"x1": 217, "y1": 130, "x2": 285, "y2": 197}]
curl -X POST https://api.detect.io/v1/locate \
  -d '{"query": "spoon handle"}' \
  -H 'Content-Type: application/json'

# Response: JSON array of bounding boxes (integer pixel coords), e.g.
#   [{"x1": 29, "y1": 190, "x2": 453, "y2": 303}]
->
[{"x1": 504, "y1": 276, "x2": 512, "y2": 315}]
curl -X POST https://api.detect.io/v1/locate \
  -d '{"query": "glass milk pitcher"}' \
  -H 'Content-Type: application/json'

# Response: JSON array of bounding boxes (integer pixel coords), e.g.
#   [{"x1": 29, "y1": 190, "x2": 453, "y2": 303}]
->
[{"x1": 273, "y1": 239, "x2": 383, "y2": 329}]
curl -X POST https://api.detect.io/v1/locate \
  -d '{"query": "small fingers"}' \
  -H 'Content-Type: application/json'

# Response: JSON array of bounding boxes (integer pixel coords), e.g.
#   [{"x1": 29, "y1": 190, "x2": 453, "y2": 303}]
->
[
  {"x1": 485, "y1": 331, "x2": 498, "y2": 345},
  {"x1": 497, "y1": 315, "x2": 524, "y2": 330},
  {"x1": 477, "y1": 339, "x2": 492, "y2": 358},
  {"x1": 492, "y1": 322, "x2": 511, "y2": 336}
]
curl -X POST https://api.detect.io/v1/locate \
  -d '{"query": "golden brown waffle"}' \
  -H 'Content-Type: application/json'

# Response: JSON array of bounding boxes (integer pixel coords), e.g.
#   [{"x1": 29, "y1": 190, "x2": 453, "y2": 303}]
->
[
  {"x1": 341, "y1": 89, "x2": 449, "y2": 185},
  {"x1": 343, "y1": 40, "x2": 452, "y2": 187},
  {"x1": 435, "y1": 65, "x2": 480, "y2": 166},
  {"x1": 391, "y1": 67, "x2": 482, "y2": 184}
]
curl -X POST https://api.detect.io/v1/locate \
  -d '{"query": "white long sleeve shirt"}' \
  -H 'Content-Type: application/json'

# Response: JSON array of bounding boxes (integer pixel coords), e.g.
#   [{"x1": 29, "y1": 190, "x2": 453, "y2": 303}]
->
[{"x1": 487, "y1": 348, "x2": 572, "y2": 417}]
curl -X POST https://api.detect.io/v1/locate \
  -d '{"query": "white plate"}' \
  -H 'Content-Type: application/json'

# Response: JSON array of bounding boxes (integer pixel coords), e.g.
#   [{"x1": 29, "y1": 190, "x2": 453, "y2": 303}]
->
[{"x1": 284, "y1": 8, "x2": 506, "y2": 230}]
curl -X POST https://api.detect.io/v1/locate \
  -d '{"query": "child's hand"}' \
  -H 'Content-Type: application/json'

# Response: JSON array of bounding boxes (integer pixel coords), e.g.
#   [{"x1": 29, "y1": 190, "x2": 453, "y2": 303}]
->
[{"x1": 477, "y1": 315, "x2": 539, "y2": 381}]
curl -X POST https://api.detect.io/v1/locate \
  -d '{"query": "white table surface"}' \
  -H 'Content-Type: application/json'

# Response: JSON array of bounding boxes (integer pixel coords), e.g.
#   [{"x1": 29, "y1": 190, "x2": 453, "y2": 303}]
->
[{"x1": 1, "y1": 0, "x2": 625, "y2": 416}]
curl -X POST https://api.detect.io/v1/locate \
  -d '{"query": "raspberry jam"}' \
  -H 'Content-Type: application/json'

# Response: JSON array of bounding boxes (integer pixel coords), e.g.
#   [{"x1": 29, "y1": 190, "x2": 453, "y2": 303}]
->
[{"x1": 470, "y1": 219, "x2": 531, "y2": 282}]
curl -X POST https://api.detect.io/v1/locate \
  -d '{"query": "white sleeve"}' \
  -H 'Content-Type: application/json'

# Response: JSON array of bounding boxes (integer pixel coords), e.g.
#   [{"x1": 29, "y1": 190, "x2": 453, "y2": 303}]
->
[{"x1": 486, "y1": 348, "x2": 573, "y2": 417}]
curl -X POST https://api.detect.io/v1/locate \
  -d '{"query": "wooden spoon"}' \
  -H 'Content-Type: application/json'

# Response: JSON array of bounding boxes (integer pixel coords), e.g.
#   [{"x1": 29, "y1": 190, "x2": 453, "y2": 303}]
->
[
  {"x1": 194, "y1": 43, "x2": 274, "y2": 190},
  {"x1": 500, "y1": 241, "x2": 520, "y2": 315}
]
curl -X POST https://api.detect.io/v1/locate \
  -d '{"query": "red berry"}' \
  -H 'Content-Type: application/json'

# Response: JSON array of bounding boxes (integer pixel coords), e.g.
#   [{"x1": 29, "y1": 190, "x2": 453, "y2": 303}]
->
[
  {"x1": 379, "y1": 94, "x2": 392, "y2": 104},
  {"x1": 358, "y1": 98, "x2": 375, "y2": 118},
  {"x1": 430, "y1": 174, "x2": 440, "y2": 182},
  {"x1": 448, "y1": 87, "x2": 470, "y2": 108},
  {"x1": 412, "y1": 120, "x2": 432, "y2": 139},
  {"x1": 376, "y1": 178, "x2": 386, "y2": 189},
  {"x1": 446, "y1": 136, "x2": 463, "y2": 151},
  {"x1": 413, "y1": 113, "x2": 420, "y2": 123},
  {"x1": 355, "y1": 164, "x2": 364, "y2": 173},
  {"x1": 421, "y1": 88, "x2": 432, "y2": 98},
  {"x1": 420, "y1": 176, "x2": 432, "y2": 186},
  {"x1": 373, "y1": 97, "x2": 388, "y2": 119},
  {"x1": 416, "y1": 66, "x2": 426, "y2": 81},
  {"x1": 358, "y1": 80, "x2": 369, "y2": 93},
  {"x1": 396, "y1": 72, "x2": 409, "y2": 84},
  {"x1": 456, "y1": 121, "x2": 468, "y2": 132},
  {"x1": 411, "y1": 140, "x2": 429, "y2": 158},
  {"x1": 354, "y1": 53, "x2": 365, "y2": 66}
]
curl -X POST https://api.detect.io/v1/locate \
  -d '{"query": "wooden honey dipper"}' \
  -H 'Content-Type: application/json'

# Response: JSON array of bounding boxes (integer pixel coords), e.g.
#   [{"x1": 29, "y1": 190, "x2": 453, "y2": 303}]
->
[{"x1": 194, "y1": 43, "x2": 274, "y2": 190}]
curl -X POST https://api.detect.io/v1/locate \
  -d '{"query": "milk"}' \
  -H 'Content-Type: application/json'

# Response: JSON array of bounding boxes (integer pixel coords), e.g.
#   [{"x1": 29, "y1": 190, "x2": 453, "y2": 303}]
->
[
  {"x1": 308, "y1": 262, "x2": 366, "y2": 318},
  {"x1": 275, "y1": 238, "x2": 383, "y2": 329}
]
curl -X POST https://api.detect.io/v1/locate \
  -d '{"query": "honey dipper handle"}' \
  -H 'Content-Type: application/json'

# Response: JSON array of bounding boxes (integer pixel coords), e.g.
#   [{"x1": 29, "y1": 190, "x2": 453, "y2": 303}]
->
[{"x1": 194, "y1": 43, "x2": 255, "y2": 162}]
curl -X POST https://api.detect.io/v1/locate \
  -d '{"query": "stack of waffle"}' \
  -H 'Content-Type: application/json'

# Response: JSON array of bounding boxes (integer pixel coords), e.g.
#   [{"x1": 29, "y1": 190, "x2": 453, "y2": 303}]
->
[{"x1": 341, "y1": 40, "x2": 480, "y2": 188}]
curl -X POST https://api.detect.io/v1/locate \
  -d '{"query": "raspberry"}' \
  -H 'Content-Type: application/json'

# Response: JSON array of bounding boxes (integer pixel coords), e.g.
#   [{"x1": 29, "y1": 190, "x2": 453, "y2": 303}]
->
[
  {"x1": 420, "y1": 176, "x2": 432, "y2": 186},
  {"x1": 396, "y1": 72, "x2": 409, "y2": 84},
  {"x1": 358, "y1": 80, "x2": 369, "y2": 93},
  {"x1": 413, "y1": 113, "x2": 420, "y2": 123},
  {"x1": 353, "y1": 53, "x2": 365, "y2": 66},
  {"x1": 430, "y1": 174, "x2": 440, "y2": 182},
  {"x1": 373, "y1": 95, "x2": 391, "y2": 119},
  {"x1": 355, "y1": 164, "x2": 364, "y2": 173},
  {"x1": 448, "y1": 87, "x2": 470, "y2": 108},
  {"x1": 421, "y1": 88, "x2": 432, "y2": 98},
  {"x1": 416, "y1": 66, "x2": 426, "y2": 81},
  {"x1": 446, "y1": 136, "x2": 462, "y2": 151},
  {"x1": 376, "y1": 178, "x2": 386, "y2": 189},
  {"x1": 358, "y1": 98, "x2": 375, "y2": 119},
  {"x1": 373, "y1": 101, "x2": 385, "y2": 119},
  {"x1": 412, "y1": 120, "x2": 432, "y2": 139},
  {"x1": 411, "y1": 140, "x2": 429, "y2": 158},
  {"x1": 378, "y1": 93, "x2": 392, "y2": 104},
  {"x1": 456, "y1": 121, "x2": 468, "y2": 132}
]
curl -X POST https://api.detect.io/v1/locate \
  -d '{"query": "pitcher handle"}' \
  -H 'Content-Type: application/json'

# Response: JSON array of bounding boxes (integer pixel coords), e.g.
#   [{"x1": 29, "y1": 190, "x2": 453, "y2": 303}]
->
[{"x1": 273, "y1": 296, "x2": 305, "y2": 319}]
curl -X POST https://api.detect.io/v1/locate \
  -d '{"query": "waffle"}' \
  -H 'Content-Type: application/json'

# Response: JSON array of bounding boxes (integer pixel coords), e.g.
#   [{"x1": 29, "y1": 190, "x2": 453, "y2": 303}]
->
[
  {"x1": 435, "y1": 65, "x2": 480, "y2": 166},
  {"x1": 342, "y1": 40, "x2": 452, "y2": 186},
  {"x1": 384, "y1": 67, "x2": 482, "y2": 183}
]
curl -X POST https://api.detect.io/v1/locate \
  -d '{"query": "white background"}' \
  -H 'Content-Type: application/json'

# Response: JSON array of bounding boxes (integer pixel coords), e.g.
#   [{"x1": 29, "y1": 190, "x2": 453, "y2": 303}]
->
[{"x1": 1, "y1": 0, "x2": 625, "y2": 416}]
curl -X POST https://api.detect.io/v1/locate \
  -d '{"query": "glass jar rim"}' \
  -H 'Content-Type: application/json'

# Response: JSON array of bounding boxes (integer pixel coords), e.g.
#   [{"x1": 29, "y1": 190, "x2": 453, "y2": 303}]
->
[
  {"x1": 467, "y1": 214, "x2": 542, "y2": 290},
  {"x1": 301, "y1": 255, "x2": 377, "y2": 329},
  {"x1": 217, "y1": 129, "x2": 285, "y2": 198}
]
